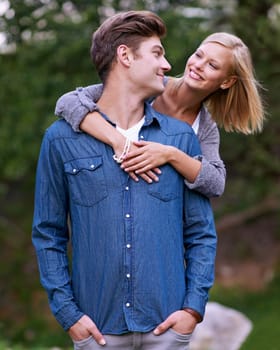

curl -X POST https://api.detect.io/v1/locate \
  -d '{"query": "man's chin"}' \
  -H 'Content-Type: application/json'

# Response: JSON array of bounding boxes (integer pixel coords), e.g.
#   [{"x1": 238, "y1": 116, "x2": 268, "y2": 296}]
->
[{"x1": 151, "y1": 85, "x2": 165, "y2": 96}]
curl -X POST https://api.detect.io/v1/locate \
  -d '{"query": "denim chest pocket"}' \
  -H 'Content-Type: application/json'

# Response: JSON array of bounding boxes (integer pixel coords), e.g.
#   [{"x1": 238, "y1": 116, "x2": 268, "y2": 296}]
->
[
  {"x1": 147, "y1": 166, "x2": 181, "y2": 202},
  {"x1": 64, "y1": 156, "x2": 108, "y2": 206}
]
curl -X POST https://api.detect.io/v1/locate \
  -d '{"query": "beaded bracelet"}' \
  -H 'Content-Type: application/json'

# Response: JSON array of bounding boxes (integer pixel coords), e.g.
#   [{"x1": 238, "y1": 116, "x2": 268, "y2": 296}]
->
[{"x1": 112, "y1": 138, "x2": 131, "y2": 164}]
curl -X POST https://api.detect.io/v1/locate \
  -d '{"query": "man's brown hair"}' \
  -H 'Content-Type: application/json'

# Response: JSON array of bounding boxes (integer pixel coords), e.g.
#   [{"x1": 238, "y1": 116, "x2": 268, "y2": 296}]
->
[{"x1": 90, "y1": 10, "x2": 167, "y2": 83}]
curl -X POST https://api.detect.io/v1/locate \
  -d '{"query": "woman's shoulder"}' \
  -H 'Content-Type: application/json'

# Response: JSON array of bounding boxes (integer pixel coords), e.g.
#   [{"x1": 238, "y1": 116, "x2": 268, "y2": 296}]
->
[
  {"x1": 199, "y1": 105, "x2": 217, "y2": 129},
  {"x1": 198, "y1": 105, "x2": 219, "y2": 140}
]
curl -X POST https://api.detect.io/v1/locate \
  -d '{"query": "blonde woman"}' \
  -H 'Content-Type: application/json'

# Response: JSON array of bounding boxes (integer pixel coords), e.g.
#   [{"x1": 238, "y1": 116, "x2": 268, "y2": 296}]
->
[{"x1": 55, "y1": 32, "x2": 265, "y2": 197}]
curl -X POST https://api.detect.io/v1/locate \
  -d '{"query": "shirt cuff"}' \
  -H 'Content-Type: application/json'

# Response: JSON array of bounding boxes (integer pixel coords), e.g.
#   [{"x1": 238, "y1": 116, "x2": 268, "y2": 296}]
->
[{"x1": 54, "y1": 303, "x2": 85, "y2": 331}]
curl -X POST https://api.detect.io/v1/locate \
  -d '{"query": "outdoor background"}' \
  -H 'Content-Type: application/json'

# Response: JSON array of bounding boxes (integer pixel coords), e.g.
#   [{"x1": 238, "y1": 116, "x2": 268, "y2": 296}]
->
[{"x1": 0, "y1": 0, "x2": 279, "y2": 349}]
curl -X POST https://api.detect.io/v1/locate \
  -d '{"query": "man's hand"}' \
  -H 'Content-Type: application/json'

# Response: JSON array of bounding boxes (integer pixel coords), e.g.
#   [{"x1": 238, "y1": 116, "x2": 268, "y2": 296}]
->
[
  {"x1": 153, "y1": 310, "x2": 197, "y2": 336},
  {"x1": 68, "y1": 315, "x2": 106, "y2": 346}
]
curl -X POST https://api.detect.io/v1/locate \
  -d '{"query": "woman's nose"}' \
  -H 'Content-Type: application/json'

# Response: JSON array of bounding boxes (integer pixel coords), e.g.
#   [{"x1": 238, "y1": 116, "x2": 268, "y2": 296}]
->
[{"x1": 194, "y1": 59, "x2": 204, "y2": 70}]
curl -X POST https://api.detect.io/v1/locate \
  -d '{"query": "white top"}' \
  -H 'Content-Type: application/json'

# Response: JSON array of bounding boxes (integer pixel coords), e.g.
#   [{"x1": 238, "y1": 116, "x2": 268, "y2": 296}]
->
[
  {"x1": 191, "y1": 112, "x2": 201, "y2": 135},
  {"x1": 117, "y1": 117, "x2": 145, "y2": 141}
]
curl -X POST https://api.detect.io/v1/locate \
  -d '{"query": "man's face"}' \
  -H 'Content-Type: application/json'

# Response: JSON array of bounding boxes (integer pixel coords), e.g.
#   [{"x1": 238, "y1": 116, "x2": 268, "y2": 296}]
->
[{"x1": 129, "y1": 36, "x2": 171, "y2": 98}]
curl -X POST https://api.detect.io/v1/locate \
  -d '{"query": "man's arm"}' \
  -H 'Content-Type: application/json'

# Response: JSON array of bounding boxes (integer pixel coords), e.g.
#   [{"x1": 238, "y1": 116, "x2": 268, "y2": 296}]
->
[
  {"x1": 181, "y1": 130, "x2": 217, "y2": 319},
  {"x1": 32, "y1": 128, "x2": 107, "y2": 346},
  {"x1": 182, "y1": 188, "x2": 217, "y2": 317},
  {"x1": 32, "y1": 129, "x2": 84, "y2": 331}
]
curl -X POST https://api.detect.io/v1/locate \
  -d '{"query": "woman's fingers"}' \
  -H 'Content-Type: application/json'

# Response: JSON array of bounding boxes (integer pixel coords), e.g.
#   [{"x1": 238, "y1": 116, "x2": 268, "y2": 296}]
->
[{"x1": 128, "y1": 170, "x2": 160, "y2": 183}]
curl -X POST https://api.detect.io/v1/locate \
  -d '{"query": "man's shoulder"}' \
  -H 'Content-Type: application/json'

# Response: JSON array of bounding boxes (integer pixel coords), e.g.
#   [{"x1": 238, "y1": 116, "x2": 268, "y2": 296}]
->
[
  {"x1": 155, "y1": 111, "x2": 194, "y2": 136},
  {"x1": 45, "y1": 119, "x2": 76, "y2": 140},
  {"x1": 145, "y1": 102, "x2": 193, "y2": 136}
]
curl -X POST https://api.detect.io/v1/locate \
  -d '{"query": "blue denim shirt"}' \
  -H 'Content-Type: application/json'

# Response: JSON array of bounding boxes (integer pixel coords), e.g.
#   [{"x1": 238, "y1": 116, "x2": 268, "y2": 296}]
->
[{"x1": 32, "y1": 102, "x2": 217, "y2": 334}]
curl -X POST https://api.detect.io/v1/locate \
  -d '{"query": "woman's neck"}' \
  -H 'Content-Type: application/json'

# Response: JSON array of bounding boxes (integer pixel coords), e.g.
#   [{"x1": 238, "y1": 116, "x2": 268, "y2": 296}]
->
[{"x1": 153, "y1": 78, "x2": 204, "y2": 125}]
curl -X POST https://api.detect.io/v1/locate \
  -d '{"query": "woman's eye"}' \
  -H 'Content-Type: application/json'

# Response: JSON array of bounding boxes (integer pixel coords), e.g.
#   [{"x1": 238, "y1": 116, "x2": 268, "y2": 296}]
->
[{"x1": 209, "y1": 62, "x2": 218, "y2": 69}]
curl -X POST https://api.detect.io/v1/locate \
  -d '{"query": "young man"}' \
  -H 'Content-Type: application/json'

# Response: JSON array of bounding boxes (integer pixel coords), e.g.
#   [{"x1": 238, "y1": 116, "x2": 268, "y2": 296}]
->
[{"x1": 32, "y1": 10, "x2": 217, "y2": 350}]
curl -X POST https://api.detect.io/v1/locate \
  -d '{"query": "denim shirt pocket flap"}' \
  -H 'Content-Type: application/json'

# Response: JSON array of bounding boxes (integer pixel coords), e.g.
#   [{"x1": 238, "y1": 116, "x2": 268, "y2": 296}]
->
[
  {"x1": 64, "y1": 156, "x2": 108, "y2": 206},
  {"x1": 64, "y1": 156, "x2": 103, "y2": 175}
]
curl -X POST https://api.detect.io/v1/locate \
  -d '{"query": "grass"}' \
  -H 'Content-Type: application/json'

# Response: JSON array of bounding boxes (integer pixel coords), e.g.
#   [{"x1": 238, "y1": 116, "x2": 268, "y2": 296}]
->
[{"x1": 210, "y1": 274, "x2": 280, "y2": 350}]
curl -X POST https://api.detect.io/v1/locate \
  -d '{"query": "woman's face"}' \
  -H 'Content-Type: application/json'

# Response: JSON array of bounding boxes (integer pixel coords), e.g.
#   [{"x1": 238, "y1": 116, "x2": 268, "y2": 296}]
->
[{"x1": 184, "y1": 42, "x2": 236, "y2": 94}]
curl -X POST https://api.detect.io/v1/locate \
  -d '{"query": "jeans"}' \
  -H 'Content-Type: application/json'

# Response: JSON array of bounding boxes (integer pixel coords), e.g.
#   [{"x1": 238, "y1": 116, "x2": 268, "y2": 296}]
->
[{"x1": 73, "y1": 330, "x2": 191, "y2": 350}]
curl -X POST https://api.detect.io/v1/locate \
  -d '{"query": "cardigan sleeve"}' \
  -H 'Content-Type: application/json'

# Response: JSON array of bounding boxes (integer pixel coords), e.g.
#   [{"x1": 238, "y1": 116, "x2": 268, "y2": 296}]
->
[
  {"x1": 54, "y1": 78, "x2": 170, "y2": 132},
  {"x1": 185, "y1": 108, "x2": 226, "y2": 197},
  {"x1": 55, "y1": 84, "x2": 103, "y2": 132}
]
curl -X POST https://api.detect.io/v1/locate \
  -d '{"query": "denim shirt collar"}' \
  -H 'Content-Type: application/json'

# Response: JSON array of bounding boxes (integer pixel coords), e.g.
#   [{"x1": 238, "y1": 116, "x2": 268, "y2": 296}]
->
[{"x1": 98, "y1": 101, "x2": 161, "y2": 129}]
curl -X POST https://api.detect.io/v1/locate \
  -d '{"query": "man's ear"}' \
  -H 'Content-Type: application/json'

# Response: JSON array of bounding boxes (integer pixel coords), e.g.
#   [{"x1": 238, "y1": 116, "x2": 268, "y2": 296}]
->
[
  {"x1": 220, "y1": 75, "x2": 237, "y2": 90},
  {"x1": 117, "y1": 45, "x2": 133, "y2": 67}
]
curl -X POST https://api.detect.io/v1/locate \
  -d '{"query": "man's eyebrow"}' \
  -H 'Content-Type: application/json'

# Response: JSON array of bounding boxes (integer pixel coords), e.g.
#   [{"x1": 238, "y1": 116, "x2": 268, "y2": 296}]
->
[{"x1": 153, "y1": 44, "x2": 165, "y2": 54}]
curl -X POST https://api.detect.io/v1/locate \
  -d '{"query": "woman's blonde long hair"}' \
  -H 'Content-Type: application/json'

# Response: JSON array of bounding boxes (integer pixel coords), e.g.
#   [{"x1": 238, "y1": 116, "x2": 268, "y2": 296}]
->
[
  {"x1": 175, "y1": 32, "x2": 265, "y2": 134},
  {"x1": 203, "y1": 32, "x2": 265, "y2": 134}
]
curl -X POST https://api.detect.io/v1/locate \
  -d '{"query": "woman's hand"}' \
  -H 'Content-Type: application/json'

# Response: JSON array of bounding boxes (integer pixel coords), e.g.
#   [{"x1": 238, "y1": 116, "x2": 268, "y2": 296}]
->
[{"x1": 120, "y1": 140, "x2": 173, "y2": 183}]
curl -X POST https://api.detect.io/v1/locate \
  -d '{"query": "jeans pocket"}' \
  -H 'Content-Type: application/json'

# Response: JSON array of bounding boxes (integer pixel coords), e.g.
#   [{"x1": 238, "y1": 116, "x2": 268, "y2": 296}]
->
[
  {"x1": 73, "y1": 335, "x2": 95, "y2": 350},
  {"x1": 168, "y1": 328, "x2": 192, "y2": 342}
]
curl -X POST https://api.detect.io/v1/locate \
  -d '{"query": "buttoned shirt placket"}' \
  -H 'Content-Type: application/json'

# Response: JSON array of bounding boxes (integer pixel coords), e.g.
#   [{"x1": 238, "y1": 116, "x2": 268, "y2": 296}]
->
[{"x1": 123, "y1": 177, "x2": 133, "y2": 325}]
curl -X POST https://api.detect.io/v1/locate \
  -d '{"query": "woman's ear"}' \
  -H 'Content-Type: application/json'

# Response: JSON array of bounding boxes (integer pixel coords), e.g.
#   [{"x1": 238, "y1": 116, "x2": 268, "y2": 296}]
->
[{"x1": 220, "y1": 75, "x2": 237, "y2": 90}]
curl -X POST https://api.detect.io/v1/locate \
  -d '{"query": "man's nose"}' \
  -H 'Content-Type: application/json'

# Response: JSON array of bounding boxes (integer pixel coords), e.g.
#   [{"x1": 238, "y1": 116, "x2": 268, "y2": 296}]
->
[{"x1": 162, "y1": 57, "x2": 171, "y2": 72}]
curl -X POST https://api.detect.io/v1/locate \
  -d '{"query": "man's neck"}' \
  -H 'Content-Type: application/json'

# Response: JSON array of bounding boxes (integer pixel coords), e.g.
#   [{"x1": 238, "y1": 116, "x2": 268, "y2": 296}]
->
[{"x1": 97, "y1": 87, "x2": 146, "y2": 130}]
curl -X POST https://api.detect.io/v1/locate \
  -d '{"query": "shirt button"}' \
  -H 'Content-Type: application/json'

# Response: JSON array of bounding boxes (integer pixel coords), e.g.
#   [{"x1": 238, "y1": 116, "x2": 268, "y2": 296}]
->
[
  {"x1": 125, "y1": 186, "x2": 129, "y2": 191},
  {"x1": 125, "y1": 302, "x2": 131, "y2": 308},
  {"x1": 140, "y1": 135, "x2": 144, "y2": 139},
  {"x1": 125, "y1": 214, "x2": 130, "y2": 218},
  {"x1": 126, "y1": 273, "x2": 131, "y2": 278},
  {"x1": 90, "y1": 164, "x2": 95, "y2": 169},
  {"x1": 73, "y1": 168, "x2": 77, "y2": 173},
  {"x1": 126, "y1": 244, "x2": 131, "y2": 249}
]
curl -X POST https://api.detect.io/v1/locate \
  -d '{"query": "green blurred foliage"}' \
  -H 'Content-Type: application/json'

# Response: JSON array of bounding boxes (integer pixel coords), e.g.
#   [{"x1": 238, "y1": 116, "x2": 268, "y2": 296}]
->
[
  {"x1": 0, "y1": 0, "x2": 279, "y2": 347},
  {"x1": 215, "y1": 0, "x2": 280, "y2": 213},
  {"x1": 0, "y1": 0, "x2": 103, "y2": 188}
]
